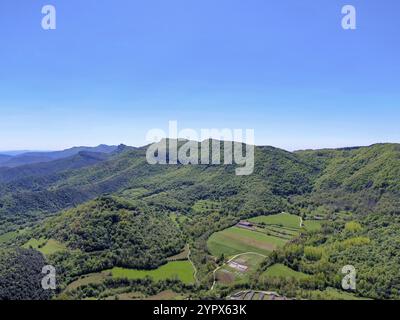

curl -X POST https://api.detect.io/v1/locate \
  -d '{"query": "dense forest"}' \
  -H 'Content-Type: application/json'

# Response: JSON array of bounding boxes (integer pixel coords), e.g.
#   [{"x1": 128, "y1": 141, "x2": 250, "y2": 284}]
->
[
  {"x1": 0, "y1": 248, "x2": 52, "y2": 300},
  {"x1": 0, "y1": 141, "x2": 399, "y2": 299}
]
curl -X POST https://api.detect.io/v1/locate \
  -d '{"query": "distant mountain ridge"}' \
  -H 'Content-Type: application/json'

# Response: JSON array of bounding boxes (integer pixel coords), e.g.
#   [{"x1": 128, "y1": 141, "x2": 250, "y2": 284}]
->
[
  {"x1": 0, "y1": 144, "x2": 119, "y2": 168},
  {"x1": 0, "y1": 141, "x2": 398, "y2": 233},
  {"x1": 0, "y1": 151, "x2": 111, "y2": 184},
  {"x1": 0, "y1": 155, "x2": 12, "y2": 165}
]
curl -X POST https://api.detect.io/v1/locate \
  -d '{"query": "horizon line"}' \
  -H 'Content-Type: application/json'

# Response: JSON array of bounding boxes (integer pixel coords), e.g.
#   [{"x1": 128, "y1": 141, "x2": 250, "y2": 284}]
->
[{"x1": 0, "y1": 140, "x2": 397, "y2": 155}]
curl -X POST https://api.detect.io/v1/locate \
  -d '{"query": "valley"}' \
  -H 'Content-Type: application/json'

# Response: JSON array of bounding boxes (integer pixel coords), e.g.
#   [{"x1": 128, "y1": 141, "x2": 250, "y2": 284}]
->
[{"x1": 0, "y1": 142, "x2": 399, "y2": 300}]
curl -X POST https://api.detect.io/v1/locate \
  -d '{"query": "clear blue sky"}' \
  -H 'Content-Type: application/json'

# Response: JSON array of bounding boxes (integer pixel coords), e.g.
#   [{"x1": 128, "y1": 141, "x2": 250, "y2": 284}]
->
[{"x1": 0, "y1": 0, "x2": 399, "y2": 151}]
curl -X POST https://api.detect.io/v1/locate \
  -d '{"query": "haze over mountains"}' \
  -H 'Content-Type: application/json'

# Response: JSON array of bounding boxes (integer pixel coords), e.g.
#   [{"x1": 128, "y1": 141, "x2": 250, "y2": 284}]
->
[
  {"x1": 0, "y1": 140, "x2": 398, "y2": 232},
  {"x1": 0, "y1": 145, "x2": 119, "y2": 168}
]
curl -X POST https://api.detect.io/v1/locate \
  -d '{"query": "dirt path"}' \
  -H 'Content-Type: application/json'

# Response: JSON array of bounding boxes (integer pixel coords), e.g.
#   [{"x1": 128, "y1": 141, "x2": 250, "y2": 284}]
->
[
  {"x1": 188, "y1": 244, "x2": 199, "y2": 285},
  {"x1": 211, "y1": 252, "x2": 267, "y2": 291}
]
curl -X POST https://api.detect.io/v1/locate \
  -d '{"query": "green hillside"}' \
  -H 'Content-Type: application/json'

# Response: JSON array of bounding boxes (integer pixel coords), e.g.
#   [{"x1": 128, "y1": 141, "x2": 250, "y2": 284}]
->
[
  {"x1": 1, "y1": 142, "x2": 400, "y2": 299},
  {"x1": 295, "y1": 143, "x2": 400, "y2": 217},
  {"x1": 24, "y1": 196, "x2": 186, "y2": 286},
  {"x1": 0, "y1": 141, "x2": 316, "y2": 234}
]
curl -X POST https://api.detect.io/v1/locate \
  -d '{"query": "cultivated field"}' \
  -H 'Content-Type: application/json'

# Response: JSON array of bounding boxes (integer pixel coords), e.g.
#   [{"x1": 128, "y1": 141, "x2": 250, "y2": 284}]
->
[
  {"x1": 215, "y1": 253, "x2": 266, "y2": 285},
  {"x1": 207, "y1": 226, "x2": 287, "y2": 257},
  {"x1": 208, "y1": 213, "x2": 312, "y2": 289},
  {"x1": 208, "y1": 213, "x2": 306, "y2": 258}
]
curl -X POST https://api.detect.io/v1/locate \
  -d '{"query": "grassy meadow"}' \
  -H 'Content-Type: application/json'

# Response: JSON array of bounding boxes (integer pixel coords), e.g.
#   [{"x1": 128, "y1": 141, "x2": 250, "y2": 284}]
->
[
  {"x1": 111, "y1": 261, "x2": 195, "y2": 284},
  {"x1": 262, "y1": 263, "x2": 309, "y2": 280},
  {"x1": 249, "y1": 213, "x2": 301, "y2": 229},
  {"x1": 22, "y1": 238, "x2": 67, "y2": 256}
]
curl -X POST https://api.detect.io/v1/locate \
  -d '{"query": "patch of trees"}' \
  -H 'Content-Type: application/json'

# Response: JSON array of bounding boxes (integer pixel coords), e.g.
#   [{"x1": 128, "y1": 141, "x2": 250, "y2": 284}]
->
[
  {"x1": 65, "y1": 278, "x2": 194, "y2": 300},
  {"x1": 32, "y1": 197, "x2": 185, "y2": 286},
  {"x1": 0, "y1": 248, "x2": 52, "y2": 300}
]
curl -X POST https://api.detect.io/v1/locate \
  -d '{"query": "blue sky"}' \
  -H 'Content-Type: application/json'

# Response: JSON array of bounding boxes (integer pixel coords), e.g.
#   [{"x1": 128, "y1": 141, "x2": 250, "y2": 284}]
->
[{"x1": 0, "y1": 0, "x2": 399, "y2": 151}]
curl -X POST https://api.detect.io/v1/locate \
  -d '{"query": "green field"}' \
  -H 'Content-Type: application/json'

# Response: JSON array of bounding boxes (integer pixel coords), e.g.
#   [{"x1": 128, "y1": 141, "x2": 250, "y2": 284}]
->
[
  {"x1": 207, "y1": 213, "x2": 304, "y2": 257},
  {"x1": 303, "y1": 220, "x2": 323, "y2": 231},
  {"x1": 65, "y1": 261, "x2": 194, "y2": 294},
  {"x1": 120, "y1": 187, "x2": 149, "y2": 199},
  {"x1": 207, "y1": 226, "x2": 287, "y2": 257},
  {"x1": 0, "y1": 231, "x2": 18, "y2": 245},
  {"x1": 111, "y1": 261, "x2": 195, "y2": 284},
  {"x1": 22, "y1": 238, "x2": 67, "y2": 256},
  {"x1": 264, "y1": 225, "x2": 299, "y2": 237},
  {"x1": 262, "y1": 264, "x2": 309, "y2": 280},
  {"x1": 0, "y1": 229, "x2": 28, "y2": 245},
  {"x1": 249, "y1": 213, "x2": 301, "y2": 229}
]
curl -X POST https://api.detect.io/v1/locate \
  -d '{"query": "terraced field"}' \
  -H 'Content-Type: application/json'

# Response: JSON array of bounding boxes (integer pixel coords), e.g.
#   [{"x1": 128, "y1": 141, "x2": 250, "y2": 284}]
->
[{"x1": 208, "y1": 213, "x2": 304, "y2": 258}]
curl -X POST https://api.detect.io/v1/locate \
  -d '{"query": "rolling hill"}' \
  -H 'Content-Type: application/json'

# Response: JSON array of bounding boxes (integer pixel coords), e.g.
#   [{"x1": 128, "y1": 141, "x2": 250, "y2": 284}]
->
[
  {"x1": 0, "y1": 144, "x2": 118, "y2": 168},
  {"x1": 0, "y1": 141, "x2": 399, "y2": 299},
  {"x1": 0, "y1": 141, "x2": 317, "y2": 233}
]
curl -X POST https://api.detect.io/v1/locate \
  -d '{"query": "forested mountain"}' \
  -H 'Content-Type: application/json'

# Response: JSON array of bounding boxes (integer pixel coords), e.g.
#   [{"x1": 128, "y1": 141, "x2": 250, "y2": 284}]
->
[
  {"x1": 264, "y1": 143, "x2": 400, "y2": 299},
  {"x1": 0, "y1": 151, "x2": 111, "y2": 183},
  {"x1": 0, "y1": 155, "x2": 12, "y2": 166},
  {"x1": 0, "y1": 141, "x2": 399, "y2": 299},
  {"x1": 0, "y1": 141, "x2": 316, "y2": 233},
  {"x1": 30, "y1": 196, "x2": 186, "y2": 285},
  {"x1": 294, "y1": 143, "x2": 400, "y2": 217},
  {"x1": 0, "y1": 144, "x2": 118, "y2": 168}
]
